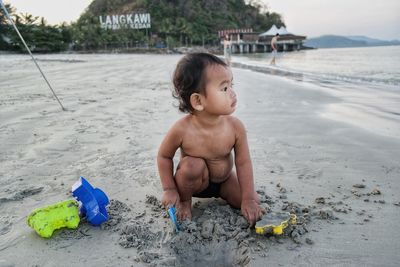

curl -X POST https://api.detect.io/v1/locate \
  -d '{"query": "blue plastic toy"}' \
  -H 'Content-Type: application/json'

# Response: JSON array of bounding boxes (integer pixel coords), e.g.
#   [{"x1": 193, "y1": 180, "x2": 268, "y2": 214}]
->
[
  {"x1": 71, "y1": 177, "x2": 109, "y2": 226},
  {"x1": 168, "y1": 206, "x2": 180, "y2": 232}
]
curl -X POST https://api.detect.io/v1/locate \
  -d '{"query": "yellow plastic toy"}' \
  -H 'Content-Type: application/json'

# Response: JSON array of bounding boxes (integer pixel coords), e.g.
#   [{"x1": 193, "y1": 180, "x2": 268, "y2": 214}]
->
[
  {"x1": 255, "y1": 212, "x2": 297, "y2": 235},
  {"x1": 27, "y1": 199, "x2": 80, "y2": 238}
]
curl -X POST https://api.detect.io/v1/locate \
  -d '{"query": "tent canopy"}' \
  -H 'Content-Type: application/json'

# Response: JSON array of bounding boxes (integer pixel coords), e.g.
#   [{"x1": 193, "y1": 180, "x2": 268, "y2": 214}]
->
[{"x1": 259, "y1": 25, "x2": 291, "y2": 36}]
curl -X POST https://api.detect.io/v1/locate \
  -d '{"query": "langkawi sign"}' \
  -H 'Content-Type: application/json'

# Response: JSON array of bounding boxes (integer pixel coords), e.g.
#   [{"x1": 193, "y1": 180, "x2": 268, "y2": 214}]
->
[{"x1": 99, "y1": 13, "x2": 151, "y2": 30}]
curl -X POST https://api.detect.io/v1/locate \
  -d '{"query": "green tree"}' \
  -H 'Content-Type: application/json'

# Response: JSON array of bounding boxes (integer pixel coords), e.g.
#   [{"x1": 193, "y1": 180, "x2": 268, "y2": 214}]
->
[
  {"x1": 0, "y1": 3, "x2": 15, "y2": 50},
  {"x1": 2, "y1": 3, "x2": 72, "y2": 52}
]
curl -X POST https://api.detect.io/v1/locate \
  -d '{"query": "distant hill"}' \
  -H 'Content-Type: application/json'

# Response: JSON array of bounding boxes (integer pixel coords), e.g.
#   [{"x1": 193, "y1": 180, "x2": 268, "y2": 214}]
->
[
  {"x1": 304, "y1": 35, "x2": 400, "y2": 49},
  {"x1": 347, "y1": 35, "x2": 400, "y2": 46}
]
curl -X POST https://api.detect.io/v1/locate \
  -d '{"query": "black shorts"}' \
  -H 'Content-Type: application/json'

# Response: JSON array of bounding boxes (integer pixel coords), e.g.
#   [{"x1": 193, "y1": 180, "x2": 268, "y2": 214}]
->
[{"x1": 193, "y1": 182, "x2": 221, "y2": 198}]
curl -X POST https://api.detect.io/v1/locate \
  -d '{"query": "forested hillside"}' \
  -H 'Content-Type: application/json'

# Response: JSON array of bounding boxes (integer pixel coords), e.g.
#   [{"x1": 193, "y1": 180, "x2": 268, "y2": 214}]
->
[{"x1": 1, "y1": 0, "x2": 285, "y2": 52}]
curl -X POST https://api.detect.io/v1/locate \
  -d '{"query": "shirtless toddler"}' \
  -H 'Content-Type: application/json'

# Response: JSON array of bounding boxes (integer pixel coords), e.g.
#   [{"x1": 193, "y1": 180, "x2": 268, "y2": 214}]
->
[{"x1": 157, "y1": 53, "x2": 265, "y2": 225}]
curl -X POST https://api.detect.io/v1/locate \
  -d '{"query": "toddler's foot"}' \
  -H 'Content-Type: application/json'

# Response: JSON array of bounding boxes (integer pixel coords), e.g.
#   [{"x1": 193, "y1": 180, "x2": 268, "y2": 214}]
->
[{"x1": 177, "y1": 200, "x2": 192, "y2": 221}]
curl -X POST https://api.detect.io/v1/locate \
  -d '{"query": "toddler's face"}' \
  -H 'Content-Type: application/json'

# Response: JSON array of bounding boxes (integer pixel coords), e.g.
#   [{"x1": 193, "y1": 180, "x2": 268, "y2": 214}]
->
[{"x1": 202, "y1": 64, "x2": 237, "y2": 115}]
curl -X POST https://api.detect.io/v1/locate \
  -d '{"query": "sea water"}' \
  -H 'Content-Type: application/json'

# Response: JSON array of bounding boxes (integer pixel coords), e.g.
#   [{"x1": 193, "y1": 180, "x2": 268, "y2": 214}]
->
[
  {"x1": 233, "y1": 45, "x2": 400, "y2": 138},
  {"x1": 233, "y1": 45, "x2": 400, "y2": 87}
]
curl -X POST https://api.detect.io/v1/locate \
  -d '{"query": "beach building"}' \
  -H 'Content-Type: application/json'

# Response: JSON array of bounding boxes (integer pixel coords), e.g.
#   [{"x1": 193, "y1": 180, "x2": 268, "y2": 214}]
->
[{"x1": 219, "y1": 25, "x2": 306, "y2": 53}]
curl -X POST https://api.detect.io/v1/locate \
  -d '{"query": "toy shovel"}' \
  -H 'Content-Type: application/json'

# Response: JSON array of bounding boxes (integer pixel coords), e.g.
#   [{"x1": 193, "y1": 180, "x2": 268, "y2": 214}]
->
[{"x1": 168, "y1": 206, "x2": 180, "y2": 232}]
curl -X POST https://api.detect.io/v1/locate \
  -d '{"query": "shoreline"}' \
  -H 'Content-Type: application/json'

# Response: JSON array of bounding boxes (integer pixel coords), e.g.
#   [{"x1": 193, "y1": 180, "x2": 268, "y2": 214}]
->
[
  {"x1": 1, "y1": 54, "x2": 399, "y2": 266},
  {"x1": 0, "y1": 45, "x2": 223, "y2": 56},
  {"x1": 230, "y1": 59, "x2": 400, "y2": 140}
]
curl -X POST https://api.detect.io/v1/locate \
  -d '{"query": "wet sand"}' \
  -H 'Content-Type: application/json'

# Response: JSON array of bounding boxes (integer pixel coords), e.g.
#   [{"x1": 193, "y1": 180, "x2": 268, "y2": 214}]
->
[{"x1": 0, "y1": 53, "x2": 399, "y2": 266}]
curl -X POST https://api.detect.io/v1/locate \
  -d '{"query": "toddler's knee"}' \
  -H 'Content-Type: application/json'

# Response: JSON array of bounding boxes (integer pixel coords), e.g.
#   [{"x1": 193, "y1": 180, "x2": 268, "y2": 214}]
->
[{"x1": 177, "y1": 156, "x2": 206, "y2": 181}]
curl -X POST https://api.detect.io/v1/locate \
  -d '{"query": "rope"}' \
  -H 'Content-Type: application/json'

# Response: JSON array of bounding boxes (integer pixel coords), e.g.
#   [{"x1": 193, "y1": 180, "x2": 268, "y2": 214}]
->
[{"x1": 0, "y1": 0, "x2": 66, "y2": 111}]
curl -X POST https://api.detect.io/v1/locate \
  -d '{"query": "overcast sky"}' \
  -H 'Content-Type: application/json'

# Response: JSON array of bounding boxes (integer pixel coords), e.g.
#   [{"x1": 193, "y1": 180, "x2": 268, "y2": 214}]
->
[
  {"x1": 3, "y1": 0, "x2": 400, "y2": 40},
  {"x1": 265, "y1": 0, "x2": 400, "y2": 40},
  {"x1": 4, "y1": 0, "x2": 92, "y2": 25}
]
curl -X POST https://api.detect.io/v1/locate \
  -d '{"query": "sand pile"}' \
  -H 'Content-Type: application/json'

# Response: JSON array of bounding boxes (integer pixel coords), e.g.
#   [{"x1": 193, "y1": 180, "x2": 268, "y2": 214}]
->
[{"x1": 80, "y1": 187, "x2": 348, "y2": 267}]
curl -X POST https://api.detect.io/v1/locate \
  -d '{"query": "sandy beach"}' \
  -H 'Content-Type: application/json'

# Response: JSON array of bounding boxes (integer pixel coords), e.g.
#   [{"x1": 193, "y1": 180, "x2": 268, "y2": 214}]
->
[{"x1": 1, "y1": 53, "x2": 399, "y2": 266}]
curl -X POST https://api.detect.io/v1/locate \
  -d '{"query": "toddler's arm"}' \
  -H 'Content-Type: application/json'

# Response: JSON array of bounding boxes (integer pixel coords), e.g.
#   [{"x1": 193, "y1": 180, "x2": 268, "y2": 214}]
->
[
  {"x1": 233, "y1": 118, "x2": 264, "y2": 225},
  {"x1": 157, "y1": 122, "x2": 183, "y2": 208}
]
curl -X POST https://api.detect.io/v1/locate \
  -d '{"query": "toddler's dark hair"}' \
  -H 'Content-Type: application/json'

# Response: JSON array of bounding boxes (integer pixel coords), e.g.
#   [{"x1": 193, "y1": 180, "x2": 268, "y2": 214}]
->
[{"x1": 172, "y1": 53, "x2": 228, "y2": 113}]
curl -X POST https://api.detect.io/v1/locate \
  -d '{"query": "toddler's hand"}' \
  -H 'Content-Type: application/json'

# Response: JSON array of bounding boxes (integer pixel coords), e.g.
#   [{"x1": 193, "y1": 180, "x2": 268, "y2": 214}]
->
[
  {"x1": 241, "y1": 199, "x2": 266, "y2": 226},
  {"x1": 161, "y1": 189, "x2": 179, "y2": 209}
]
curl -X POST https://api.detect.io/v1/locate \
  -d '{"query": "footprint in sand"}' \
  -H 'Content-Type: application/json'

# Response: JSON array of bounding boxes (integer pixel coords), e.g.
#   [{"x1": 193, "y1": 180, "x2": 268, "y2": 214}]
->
[
  {"x1": 296, "y1": 166, "x2": 323, "y2": 180},
  {"x1": 0, "y1": 217, "x2": 13, "y2": 236}
]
